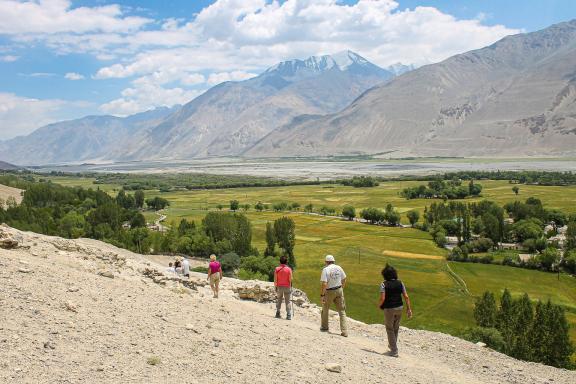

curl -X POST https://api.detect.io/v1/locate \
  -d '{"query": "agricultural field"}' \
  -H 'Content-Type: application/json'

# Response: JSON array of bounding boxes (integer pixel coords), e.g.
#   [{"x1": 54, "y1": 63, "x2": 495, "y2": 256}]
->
[{"x1": 43, "y1": 174, "x2": 576, "y2": 350}]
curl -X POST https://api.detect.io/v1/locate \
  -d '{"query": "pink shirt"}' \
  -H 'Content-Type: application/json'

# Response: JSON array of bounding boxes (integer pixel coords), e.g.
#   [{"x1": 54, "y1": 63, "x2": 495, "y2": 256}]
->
[
  {"x1": 275, "y1": 265, "x2": 292, "y2": 287},
  {"x1": 209, "y1": 261, "x2": 221, "y2": 274}
]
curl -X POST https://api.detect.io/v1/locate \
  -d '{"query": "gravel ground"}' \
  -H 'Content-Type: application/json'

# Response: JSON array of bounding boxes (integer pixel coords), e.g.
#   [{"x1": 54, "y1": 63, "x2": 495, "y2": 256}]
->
[{"x1": 1, "y1": 225, "x2": 574, "y2": 384}]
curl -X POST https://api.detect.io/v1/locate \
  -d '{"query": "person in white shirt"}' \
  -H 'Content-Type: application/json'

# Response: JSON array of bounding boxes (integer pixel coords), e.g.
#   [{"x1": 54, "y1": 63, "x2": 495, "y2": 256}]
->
[
  {"x1": 320, "y1": 255, "x2": 348, "y2": 337},
  {"x1": 166, "y1": 262, "x2": 176, "y2": 274},
  {"x1": 182, "y1": 257, "x2": 190, "y2": 278}
]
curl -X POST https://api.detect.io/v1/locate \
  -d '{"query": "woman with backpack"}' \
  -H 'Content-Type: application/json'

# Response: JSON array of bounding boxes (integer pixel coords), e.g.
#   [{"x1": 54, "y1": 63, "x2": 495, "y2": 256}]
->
[{"x1": 378, "y1": 264, "x2": 413, "y2": 357}]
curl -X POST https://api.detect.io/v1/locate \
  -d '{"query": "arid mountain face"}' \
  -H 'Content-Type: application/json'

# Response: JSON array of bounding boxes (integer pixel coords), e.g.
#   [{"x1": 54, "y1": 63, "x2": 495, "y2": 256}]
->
[
  {"x1": 0, "y1": 107, "x2": 176, "y2": 165},
  {"x1": 246, "y1": 20, "x2": 576, "y2": 158},
  {"x1": 0, "y1": 51, "x2": 392, "y2": 165}
]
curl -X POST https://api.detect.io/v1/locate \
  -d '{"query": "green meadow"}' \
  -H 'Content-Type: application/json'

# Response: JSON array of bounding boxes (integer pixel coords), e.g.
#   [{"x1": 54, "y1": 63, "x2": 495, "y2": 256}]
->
[{"x1": 46, "y1": 175, "x2": 576, "y2": 351}]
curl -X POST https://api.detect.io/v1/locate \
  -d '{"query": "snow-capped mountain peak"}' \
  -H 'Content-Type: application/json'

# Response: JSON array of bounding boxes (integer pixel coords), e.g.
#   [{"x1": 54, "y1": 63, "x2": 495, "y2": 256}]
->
[{"x1": 263, "y1": 50, "x2": 381, "y2": 79}]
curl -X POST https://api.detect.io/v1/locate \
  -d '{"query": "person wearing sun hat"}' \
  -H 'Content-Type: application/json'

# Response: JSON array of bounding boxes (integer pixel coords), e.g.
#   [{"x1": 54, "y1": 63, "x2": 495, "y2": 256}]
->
[{"x1": 320, "y1": 254, "x2": 348, "y2": 337}]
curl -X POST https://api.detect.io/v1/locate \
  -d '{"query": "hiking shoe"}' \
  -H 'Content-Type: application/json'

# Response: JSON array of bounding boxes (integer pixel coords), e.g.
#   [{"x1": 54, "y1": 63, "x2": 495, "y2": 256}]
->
[
  {"x1": 384, "y1": 350, "x2": 399, "y2": 357},
  {"x1": 286, "y1": 314, "x2": 292, "y2": 320},
  {"x1": 320, "y1": 328, "x2": 329, "y2": 332},
  {"x1": 341, "y1": 332, "x2": 348, "y2": 337},
  {"x1": 275, "y1": 312, "x2": 281, "y2": 319}
]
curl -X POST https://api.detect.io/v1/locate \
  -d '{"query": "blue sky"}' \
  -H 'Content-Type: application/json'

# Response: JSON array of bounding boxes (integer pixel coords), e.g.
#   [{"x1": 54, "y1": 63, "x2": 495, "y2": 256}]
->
[{"x1": 0, "y1": 0, "x2": 575, "y2": 140}]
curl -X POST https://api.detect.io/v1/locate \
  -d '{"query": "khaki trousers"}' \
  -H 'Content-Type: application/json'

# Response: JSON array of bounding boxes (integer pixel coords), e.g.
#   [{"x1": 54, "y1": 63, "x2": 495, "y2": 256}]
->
[
  {"x1": 321, "y1": 288, "x2": 348, "y2": 334},
  {"x1": 276, "y1": 286, "x2": 292, "y2": 315},
  {"x1": 384, "y1": 308, "x2": 403, "y2": 353}
]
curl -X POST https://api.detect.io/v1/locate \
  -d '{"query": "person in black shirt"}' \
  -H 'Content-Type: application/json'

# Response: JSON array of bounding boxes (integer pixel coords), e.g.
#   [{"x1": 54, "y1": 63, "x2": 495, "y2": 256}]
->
[{"x1": 378, "y1": 264, "x2": 413, "y2": 357}]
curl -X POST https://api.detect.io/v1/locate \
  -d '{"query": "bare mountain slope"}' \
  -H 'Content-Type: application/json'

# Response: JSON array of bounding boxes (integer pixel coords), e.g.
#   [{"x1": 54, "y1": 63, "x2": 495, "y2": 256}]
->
[
  {"x1": 246, "y1": 20, "x2": 576, "y2": 158},
  {"x1": 0, "y1": 107, "x2": 176, "y2": 165},
  {"x1": 1, "y1": 225, "x2": 575, "y2": 383},
  {"x1": 119, "y1": 51, "x2": 393, "y2": 160}
]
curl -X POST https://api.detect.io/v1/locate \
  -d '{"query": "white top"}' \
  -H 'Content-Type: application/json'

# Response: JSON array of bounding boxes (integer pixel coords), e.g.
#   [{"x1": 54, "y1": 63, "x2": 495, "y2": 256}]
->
[
  {"x1": 182, "y1": 259, "x2": 190, "y2": 275},
  {"x1": 166, "y1": 267, "x2": 175, "y2": 274},
  {"x1": 320, "y1": 264, "x2": 346, "y2": 289}
]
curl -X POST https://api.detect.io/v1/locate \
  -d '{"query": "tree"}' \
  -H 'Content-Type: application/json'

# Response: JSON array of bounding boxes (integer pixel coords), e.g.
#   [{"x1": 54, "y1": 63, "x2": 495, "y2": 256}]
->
[
  {"x1": 361, "y1": 207, "x2": 385, "y2": 224},
  {"x1": 496, "y1": 289, "x2": 514, "y2": 353},
  {"x1": 230, "y1": 200, "x2": 240, "y2": 211},
  {"x1": 145, "y1": 197, "x2": 169, "y2": 210},
  {"x1": 130, "y1": 213, "x2": 146, "y2": 228},
  {"x1": 178, "y1": 218, "x2": 195, "y2": 236},
  {"x1": 202, "y1": 212, "x2": 252, "y2": 256},
  {"x1": 304, "y1": 203, "x2": 313, "y2": 213},
  {"x1": 566, "y1": 220, "x2": 576, "y2": 251},
  {"x1": 220, "y1": 252, "x2": 241, "y2": 275},
  {"x1": 134, "y1": 190, "x2": 145, "y2": 209},
  {"x1": 255, "y1": 201, "x2": 264, "y2": 212},
  {"x1": 59, "y1": 211, "x2": 86, "y2": 238},
  {"x1": 474, "y1": 291, "x2": 497, "y2": 328},
  {"x1": 536, "y1": 247, "x2": 559, "y2": 271},
  {"x1": 290, "y1": 202, "x2": 301, "y2": 211},
  {"x1": 512, "y1": 186, "x2": 519, "y2": 195},
  {"x1": 242, "y1": 203, "x2": 251, "y2": 212},
  {"x1": 216, "y1": 204, "x2": 223, "y2": 211},
  {"x1": 562, "y1": 250, "x2": 576, "y2": 274},
  {"x1": 264, "y1": 222, "x2": 276, "y2": 256},
  {"x1": 510, "y1": 294, "x2": 533, "y2": 360},
  {"x1": 342, "y1": 205, "x2": 356, "y2": 220},
  {"x1": 274, "y1": 217, "x2": 296, "y2": 268},
  {"x1": 407, "y1": 210, "x2": 420, "y2": 227}
]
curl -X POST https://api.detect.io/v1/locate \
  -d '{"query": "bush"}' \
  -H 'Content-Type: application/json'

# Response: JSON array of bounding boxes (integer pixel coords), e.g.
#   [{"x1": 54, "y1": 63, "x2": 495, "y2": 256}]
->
[
  {"x1": 463, "y1": 327, "x2": 505, "y2": 352},
  {"x1": 191, "y1": 266, "x2": 208, "y2": 273},
  {"x1": 219, "y1": 252, "x2": 240, "y2": 275},
  {"x1": 237, "y1": 268, "x2": 268, "y2": 281}
]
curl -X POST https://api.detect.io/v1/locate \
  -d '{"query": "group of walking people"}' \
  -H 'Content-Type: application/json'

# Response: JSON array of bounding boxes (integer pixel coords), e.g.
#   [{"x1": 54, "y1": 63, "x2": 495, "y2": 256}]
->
[
  {"x1": 168, "y1": 253, "x2": 413, "y2": 357},
  {"x1": 273, "y1": 254, "x2": 413, "y2": 357}
]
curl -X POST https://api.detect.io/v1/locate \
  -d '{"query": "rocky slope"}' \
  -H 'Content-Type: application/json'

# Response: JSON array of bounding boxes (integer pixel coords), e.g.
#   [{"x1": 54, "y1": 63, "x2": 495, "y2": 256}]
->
[
  {"x1": 1, "y1": 225, "x2": 574, "y2": 383},
  {"x1": 246, "y1": 20, "x2": 576, "y2": 158},
  {"x1": 0, "y1": 107, "x2": 176, "y2": 165}
]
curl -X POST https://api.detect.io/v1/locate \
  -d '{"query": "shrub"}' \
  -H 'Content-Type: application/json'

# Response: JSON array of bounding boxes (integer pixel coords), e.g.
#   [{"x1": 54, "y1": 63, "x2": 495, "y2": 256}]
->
[
  {"x1": 191, "y1": 266, "x2": 208, "y2": 273},
  {"x1": 463, "y1": 327, "x2": 505, "y2": 352},
  {"x1": 237, "y1": 268, "x2": 268, "y2": 281},
  {"x1": 220, "y1": 252, "x2": 240, "y2": 275}
]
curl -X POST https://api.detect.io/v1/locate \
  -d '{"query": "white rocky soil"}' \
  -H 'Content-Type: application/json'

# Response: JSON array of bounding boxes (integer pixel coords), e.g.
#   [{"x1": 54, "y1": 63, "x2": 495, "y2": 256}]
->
[{"x1": 1, "y1": 225, "x2": 574, "y2": 384}]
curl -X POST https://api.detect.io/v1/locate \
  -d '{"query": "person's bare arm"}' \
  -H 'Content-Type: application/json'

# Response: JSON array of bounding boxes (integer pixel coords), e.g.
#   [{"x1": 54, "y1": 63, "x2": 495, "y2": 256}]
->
[
  {"x1": 320, "y1": 282, "x2": 327, "y2": 303},
  {"x1": 378, "y1": 292, "x2": 385, "y2": 308},
  {"x1": 341, "y1": 277, "x2": 347, "y2": 289},
  {"x1": 402, "y1": 291, "x2": 413, "y2": 318},
  {"x1": 219, "y1": 266, "x2": 223, "y2": 279}
]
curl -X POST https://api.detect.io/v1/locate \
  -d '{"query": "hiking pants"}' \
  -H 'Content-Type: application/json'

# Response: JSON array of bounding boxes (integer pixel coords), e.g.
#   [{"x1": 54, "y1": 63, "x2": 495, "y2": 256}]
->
[
  {"x1": 321, "y1": 287, "x2": 348, "y2": 334},
  {"x1": 276, "y1": 286, "x2": 292, "y2": 315},
  {"x1": 384, "y1": 308, "x2": 403, "y2": 353}
]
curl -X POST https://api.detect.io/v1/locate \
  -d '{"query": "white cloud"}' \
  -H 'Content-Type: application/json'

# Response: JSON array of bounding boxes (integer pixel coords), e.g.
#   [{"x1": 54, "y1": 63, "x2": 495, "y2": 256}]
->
[
  {"x1": 0, "y1": 55, "x2": 19, "y2": 62},
  {"x1": 0, "y1": 0, "x2": 150, "y2": 35},
  {"x1": 99, "y1": 82, "x2": 202, "y2": 116},
  {"x1": 207, "y1": 71, "x2": 257, "y2": 86},
  {"x1": 0, "y1": 92, "x2": 83, "y2": 139},
  {"x1": 64, "y1": 72, "x2": 84, "y2": 80}
]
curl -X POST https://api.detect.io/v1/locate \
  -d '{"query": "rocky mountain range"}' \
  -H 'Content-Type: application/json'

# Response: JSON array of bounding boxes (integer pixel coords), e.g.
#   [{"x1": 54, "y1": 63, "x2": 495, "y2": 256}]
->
[
  {"x1": 2, "y1": 20, "x2": 576, "y2": 165},
  {"x1": 0, "y1": 51, "x2": 395, "y2": 165},
  {"x1": 246, "y1": 20, "x2": 576, "y2": 158}
]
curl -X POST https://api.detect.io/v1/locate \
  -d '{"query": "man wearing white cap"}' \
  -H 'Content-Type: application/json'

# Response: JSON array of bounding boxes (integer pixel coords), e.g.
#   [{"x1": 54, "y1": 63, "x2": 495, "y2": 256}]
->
[{"x1": 320, "y1": 255, "x2": 348, "y2": 337}]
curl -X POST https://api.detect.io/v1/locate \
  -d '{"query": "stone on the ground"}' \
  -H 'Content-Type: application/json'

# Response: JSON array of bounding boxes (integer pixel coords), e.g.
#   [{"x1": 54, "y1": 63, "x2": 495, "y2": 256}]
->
[{"x1": 325, "y1": 363, "x2": 342, "y2": 373}]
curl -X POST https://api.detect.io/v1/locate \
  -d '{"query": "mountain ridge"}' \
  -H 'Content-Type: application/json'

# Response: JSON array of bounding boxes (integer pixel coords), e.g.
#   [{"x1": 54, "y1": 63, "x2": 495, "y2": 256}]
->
[
  {"x1": 245, "y1": 19, "x2": 576, "y2": 158},
  {"x1": 0, "y1": 51, "x2": 395, "y2": 165}
]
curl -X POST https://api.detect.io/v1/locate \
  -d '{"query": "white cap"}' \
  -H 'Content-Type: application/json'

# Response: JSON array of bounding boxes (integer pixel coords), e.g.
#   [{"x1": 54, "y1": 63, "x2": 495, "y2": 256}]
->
[{"x1": 325, "y1": 255, "x2": 335, "y2": 262}]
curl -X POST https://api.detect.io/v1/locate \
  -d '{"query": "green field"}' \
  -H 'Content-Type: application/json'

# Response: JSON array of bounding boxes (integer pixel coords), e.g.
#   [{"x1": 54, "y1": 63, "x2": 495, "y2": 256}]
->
[{"x1": 45, "y1": 175, "x2": 576, "y2": 354}]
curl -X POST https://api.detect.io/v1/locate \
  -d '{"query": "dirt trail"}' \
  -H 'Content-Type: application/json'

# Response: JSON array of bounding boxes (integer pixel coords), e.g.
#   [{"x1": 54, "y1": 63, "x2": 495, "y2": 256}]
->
[{"x1": 0, "y1": 225, "x2": 574, "y2": 384}]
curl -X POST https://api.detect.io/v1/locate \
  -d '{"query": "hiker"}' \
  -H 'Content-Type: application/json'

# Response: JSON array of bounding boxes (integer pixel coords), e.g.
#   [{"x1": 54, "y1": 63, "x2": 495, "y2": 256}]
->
[
  {"x1": 166, "y1": 262, "x2": 175, "y2": 274},
  {"x1": 274, "y1": 255, "x2": 293, "y2": 320},
  {"x1": 207, "y1": 254, "x2": 223, "y2": 298},
  {"x1": 174, "y1": 258, "x2": 182, "y2": 274},
  {"x1": 320, "y1": 255, "x2": 348, "y2": 337},
  {"x1": 378, "y1": 264, "x2": 413, "y2": 357},
  {"x1": 182, "y1": 256, "x2": 190, "y2": 278}
]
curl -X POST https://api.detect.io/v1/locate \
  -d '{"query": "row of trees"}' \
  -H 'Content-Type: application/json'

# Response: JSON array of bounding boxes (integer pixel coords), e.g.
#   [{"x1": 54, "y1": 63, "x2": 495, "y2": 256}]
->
[
  {"x1": 401, "y1": 179, "x2": 482, "y2": 200},
  {"x1": 470, "y1": 290, "x2": 573, "y2": 368}
]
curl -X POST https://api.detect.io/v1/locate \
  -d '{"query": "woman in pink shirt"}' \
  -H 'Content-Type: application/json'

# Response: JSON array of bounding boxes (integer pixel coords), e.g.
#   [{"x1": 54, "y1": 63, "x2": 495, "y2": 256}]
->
[{"x1": 207, "y1": 254, "x2": 223, "y2": 298}]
